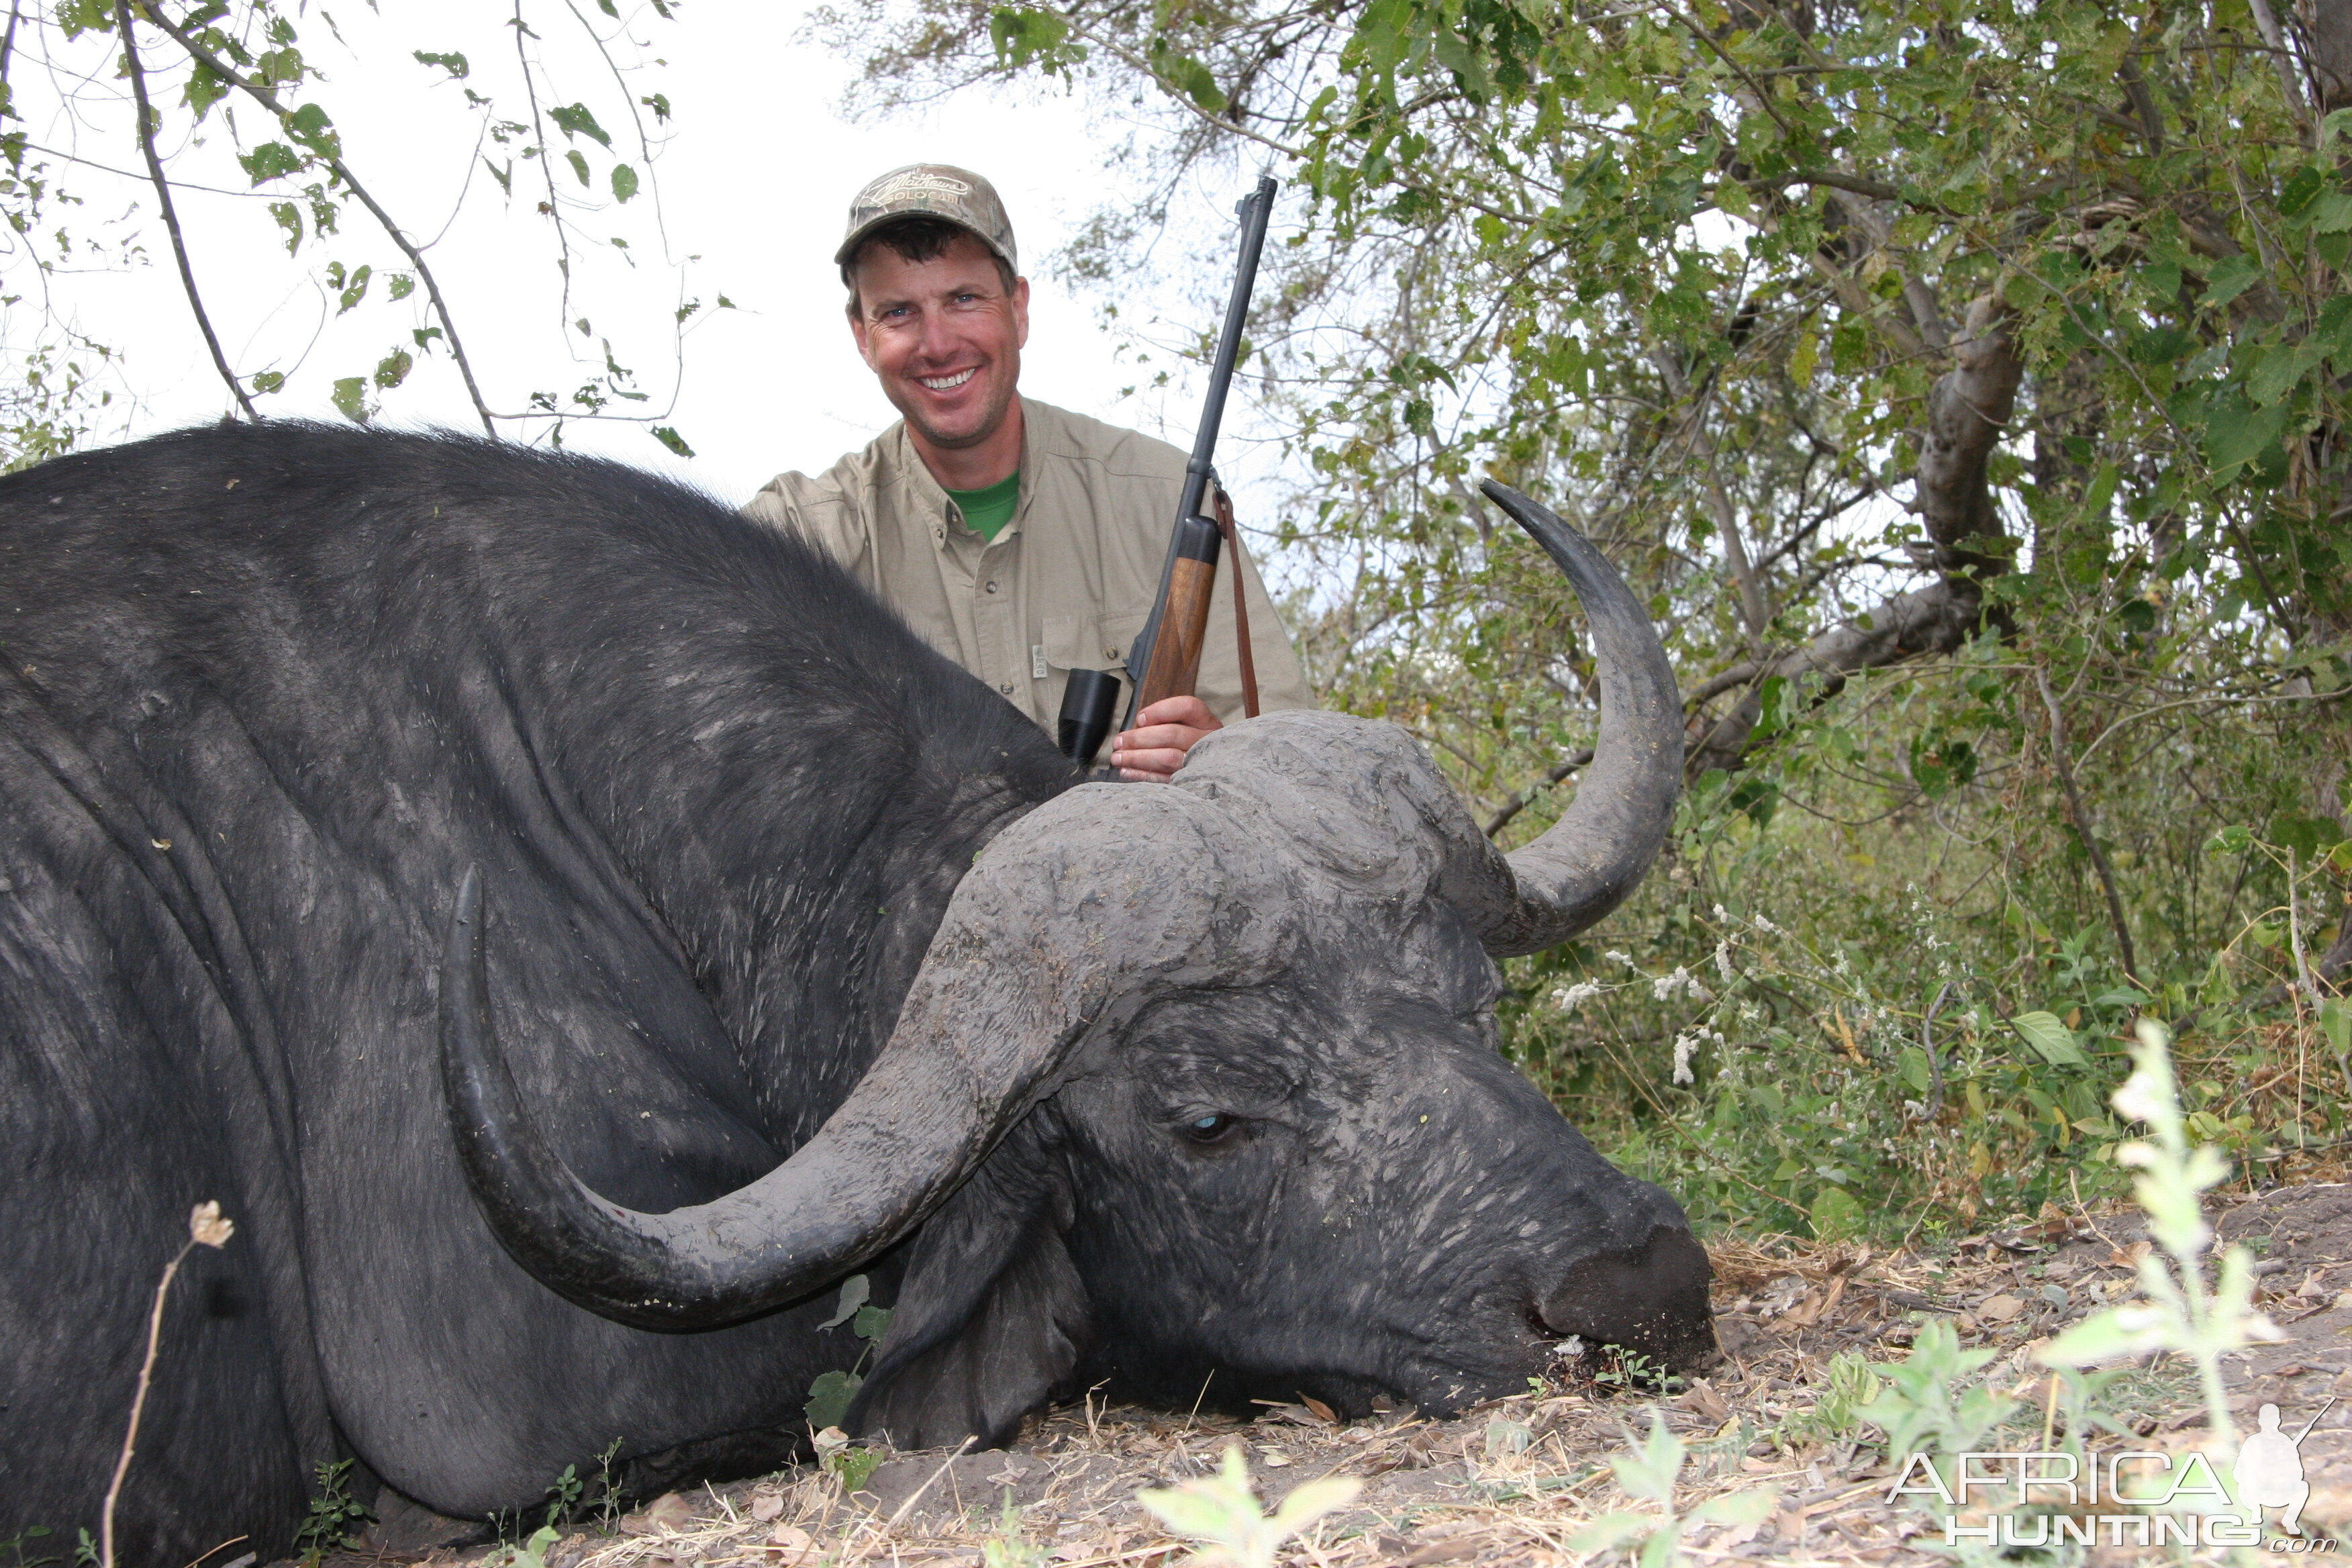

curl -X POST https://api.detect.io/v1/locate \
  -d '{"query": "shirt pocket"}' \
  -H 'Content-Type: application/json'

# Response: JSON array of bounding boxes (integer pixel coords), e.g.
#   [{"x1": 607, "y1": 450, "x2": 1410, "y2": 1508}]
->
[{"x1": 1040, "y1": 606, "x2": 1152, "y2": 674}]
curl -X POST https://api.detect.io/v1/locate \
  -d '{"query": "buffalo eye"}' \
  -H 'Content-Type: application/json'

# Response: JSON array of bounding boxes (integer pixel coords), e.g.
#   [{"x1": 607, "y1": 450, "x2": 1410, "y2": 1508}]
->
[{"x1": 1179, "y1": 1112, "x2": 1239, "y2": 1146}]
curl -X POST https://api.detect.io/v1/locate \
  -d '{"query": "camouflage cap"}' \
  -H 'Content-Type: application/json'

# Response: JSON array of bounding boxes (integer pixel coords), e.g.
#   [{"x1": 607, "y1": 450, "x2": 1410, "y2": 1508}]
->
[{"x1": 835, "y1": 164, "x2": 1019, "y2": 280}]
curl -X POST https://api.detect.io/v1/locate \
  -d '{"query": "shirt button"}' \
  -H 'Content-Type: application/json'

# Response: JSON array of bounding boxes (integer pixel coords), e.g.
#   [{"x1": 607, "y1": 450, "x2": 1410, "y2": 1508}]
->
[
  {"x1": 999, "y1": 683, "x2": 1014, "y2": 695},
  {"x1": 1105, "y1": 646, "x2": 1120, "y2": 659},
  {"x1": 985, "y1": 580, "x2": 999, "y2": 594}
]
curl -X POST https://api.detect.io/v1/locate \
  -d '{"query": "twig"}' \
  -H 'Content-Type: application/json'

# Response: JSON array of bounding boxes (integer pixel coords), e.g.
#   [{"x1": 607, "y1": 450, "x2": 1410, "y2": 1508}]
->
[
  {"x1": 1483, "y1": 746, "x2": 1594, "y2": 838},
  {"x1": 103, "y1": 1202, "x2": 234, "y2": 1568},
  {"x1": 177, "y1": 1537, "x2": 248, "y2": 1568},
  {"x1": 116, "y1": 2, "x2": 257, "y2": 422},
  {"x1": 2034, "y1": 668, "x2": 2140, "y2": 987},
  {"x1": 511, "y1": 1, "x2": 578, "y2": 346},
  {"x1": 141, "y1": 5, "x2": 498, "y2": 436},
  {"x1": 884, "y1": 1434, "x2": 978, "y2": 1529},
  {"x1": 1917, "y1": 980, "x2": 1953, "y2": 1122}
]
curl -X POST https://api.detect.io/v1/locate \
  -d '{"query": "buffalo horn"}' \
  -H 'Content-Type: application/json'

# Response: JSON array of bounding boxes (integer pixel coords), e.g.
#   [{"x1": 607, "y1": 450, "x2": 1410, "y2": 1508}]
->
[
  {"x1": 1469, "y1": 481, "x2": 1683, "y2": 958},
  {"x1": 440, "y1": 787, "x2": 1243, "y2": 1330}
]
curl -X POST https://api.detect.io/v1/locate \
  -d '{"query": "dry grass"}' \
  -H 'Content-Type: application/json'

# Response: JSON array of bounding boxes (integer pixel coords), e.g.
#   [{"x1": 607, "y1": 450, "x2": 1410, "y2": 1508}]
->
[{"x1": 315, "y1": 1188, "x2": 2352, "y2": 1568}]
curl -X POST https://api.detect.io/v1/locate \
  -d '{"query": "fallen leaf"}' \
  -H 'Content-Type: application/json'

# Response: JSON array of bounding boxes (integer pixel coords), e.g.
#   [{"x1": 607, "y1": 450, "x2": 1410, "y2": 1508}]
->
[
  {"x1": 750, "y1": 1492, "x2": 785, "y2": 1522},
  {"x1": 1300, "y1": 1393, "x2": 1339, "y2": 1424},
  {"x1": 1676, "y1": 1377, "x2": 1731, "y2": 1423},
  {"x1": 769, "y1": 1524, "x2": 814, "y2": 1553},
  {"x1": 1259, "y1": 1447, "x2": 1293, "y2": 1467},
  {"x1": 1977, "y1": 1293, "x2": 2025, "y2": 1324},
  {"x1": 1404, "y1": 1538, "x2": 1480, "y2": 1566},
  {"x1": 151, "y1": 837, "x2": 173, "y2": 850},
  {"x1": 621, "y1": 1492, "x2": 693, "y2": 1535},
  {"x1": 2300, "y1": 1271, "x2": 2331, "y2": 1298}
]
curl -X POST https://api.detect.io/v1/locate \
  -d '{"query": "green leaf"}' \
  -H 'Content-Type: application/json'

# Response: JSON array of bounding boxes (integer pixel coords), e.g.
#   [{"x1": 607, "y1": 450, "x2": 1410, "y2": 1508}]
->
[
  {"x1": 2320, "y1": 999, "x2": 2350, "y2": 1061},
  {"x1": 803, "y1": 1369, "x2": 860, "y2": 1430},
  {"x1": 413, "y1": 50, "x2": 469, "y2": 79},
  {"x1": 818, "y1": 1274, "x2": 869, "y2": 1330},
  {"x1": 1812, "y1": 1185, "x2": 1865, "y2": 1240},
  {"x1": 548, "y1": 102, "x2": 613, "y2": 148},
  {"x1": 238, "y1": 142, "x2": 304, "y2": 187},
  {"x1": 268, "y1": 200, "x2": 303, "y2": 256},
  {"x1": 54, "y1": 0, "x2": 110, "y2": 40},
  {"x1": 852, "y1": 1304, "x2": 891, "y2": 1341},
  {"x1": 373, "y1": 349, "x2": 413, "y2": 390},
  {"x1": 330, "y1": 376, "x2": 370, "y2": 424},
  {"x1": 640, "y1": 92, "x2": 671, "y2": 122},
  {"x1": 483, "y1": 157, "x2": 512, "y2": 197},
  {"x1": 2200, "y1": 255, "x2": 2263, "y2": 310},
  {"x1": 2010, "y1": 1011, "x2": 2090, "y2": 1068},
  {"x1": 565, "y1": 149, "x2": 591, "y2": 187},
  {"x1": 610, "y1": 163, "x2": 638, "y2": 203},
  {"x1": 283, "y1": 101, "x2": 338, "y2": 157},
  {"x1": 250, "y1": 371, "x2": 285, "y2": 395},
  {"x1": 2203, "y1": 388, "x2": 2291, "y2": 477},
  {"x1": 650, "y1": 426, "x2": 695, "y2": 458},
  {"x1": 387, "y1": 273, "x2": 415, "y2": 301},
  {"x1": 2306, "y1": 191, "x2": 2352, "y2": 235}
]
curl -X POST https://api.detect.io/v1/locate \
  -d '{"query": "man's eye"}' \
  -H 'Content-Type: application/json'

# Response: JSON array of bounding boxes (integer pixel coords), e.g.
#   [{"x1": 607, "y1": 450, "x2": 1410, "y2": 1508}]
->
[{"x1": 1182, "y1": 1113, "x2": 1238, "y2": 1145}]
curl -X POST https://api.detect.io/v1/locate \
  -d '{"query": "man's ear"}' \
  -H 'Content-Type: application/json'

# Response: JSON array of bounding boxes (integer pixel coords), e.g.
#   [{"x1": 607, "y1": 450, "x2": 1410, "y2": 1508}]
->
[{"x1": 844, "y1": 1118, "x2": 1087, "y2": 1451}]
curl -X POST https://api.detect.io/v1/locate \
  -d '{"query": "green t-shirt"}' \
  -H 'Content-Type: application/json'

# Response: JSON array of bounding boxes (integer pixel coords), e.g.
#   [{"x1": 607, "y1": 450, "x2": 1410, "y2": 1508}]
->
[{"x1": 944, "y1": 472, "x2": 1020, "y2": 542}]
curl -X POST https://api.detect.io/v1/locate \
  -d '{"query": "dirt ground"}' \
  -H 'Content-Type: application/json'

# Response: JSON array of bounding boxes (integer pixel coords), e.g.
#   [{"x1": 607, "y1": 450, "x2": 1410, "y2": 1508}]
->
[{"x1": 304, "y1": 1181, "x2": 2352, "y2": 1568}]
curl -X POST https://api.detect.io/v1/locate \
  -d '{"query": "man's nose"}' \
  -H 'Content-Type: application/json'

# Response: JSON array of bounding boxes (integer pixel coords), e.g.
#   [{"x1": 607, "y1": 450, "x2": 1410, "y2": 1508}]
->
[{"x1": 910, "y1": 307, "x2": 963, "y2": 364}]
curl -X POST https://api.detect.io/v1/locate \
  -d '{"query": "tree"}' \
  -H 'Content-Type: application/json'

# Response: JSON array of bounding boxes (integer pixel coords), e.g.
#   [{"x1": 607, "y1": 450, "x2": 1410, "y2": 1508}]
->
[{"x1": 0, "y1": 0, "x2": 720, "y2": 468}]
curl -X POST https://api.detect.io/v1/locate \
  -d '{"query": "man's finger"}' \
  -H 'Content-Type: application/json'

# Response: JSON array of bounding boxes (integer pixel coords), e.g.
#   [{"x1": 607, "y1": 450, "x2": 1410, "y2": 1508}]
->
[
  {"x1": 1120, "y1": 722, "x2": 1207, "y2": 752},
  {"x1": 1137, "y1": 695, "x2": 1221, "y2": 732},
  {"x1": 1113, "y1": 746, "x2": 1186, "y2": 781}
]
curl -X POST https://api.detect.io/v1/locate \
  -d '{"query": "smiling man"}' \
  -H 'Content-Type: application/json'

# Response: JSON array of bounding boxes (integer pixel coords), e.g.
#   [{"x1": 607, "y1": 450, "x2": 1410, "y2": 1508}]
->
[{"x1": 742, "y1": 164, "x2": 1312, "y2": 779}]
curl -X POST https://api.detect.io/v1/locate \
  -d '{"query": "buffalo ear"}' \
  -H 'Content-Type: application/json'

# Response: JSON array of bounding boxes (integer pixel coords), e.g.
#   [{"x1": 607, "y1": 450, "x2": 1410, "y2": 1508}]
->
[{"x1": 844, "y1": 1123, "x2": 1088, "y2": 1451}]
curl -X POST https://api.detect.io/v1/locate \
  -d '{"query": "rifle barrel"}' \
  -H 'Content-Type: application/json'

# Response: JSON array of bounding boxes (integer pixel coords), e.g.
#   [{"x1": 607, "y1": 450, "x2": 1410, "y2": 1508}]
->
[{"x1": 1124, "y1": 175, "x2": 1279, "y2": 732}]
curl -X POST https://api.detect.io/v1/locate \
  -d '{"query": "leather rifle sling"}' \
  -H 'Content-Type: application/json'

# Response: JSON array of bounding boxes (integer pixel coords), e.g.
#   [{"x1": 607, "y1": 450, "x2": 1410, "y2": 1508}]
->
[{"x1": 1212, "y1": 487, "x2": 1261, "y2": 719}]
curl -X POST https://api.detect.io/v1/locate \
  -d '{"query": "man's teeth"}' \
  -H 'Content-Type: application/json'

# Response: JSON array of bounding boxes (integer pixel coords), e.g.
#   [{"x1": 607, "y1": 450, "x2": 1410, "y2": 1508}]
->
[{"x1": 919, "y1": 369, "x2": 976, "y2": 391}]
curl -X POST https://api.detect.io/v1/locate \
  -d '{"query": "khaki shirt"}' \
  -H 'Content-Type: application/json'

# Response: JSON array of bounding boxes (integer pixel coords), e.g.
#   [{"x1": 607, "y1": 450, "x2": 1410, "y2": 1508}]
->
[{"x1": 742, "y1": 398, "x2": 1313, "y2": 751}]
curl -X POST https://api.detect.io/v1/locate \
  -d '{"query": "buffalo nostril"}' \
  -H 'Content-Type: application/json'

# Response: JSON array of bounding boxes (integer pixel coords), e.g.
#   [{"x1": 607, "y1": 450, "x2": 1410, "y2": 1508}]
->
[{"x1": 1540, "y1": 1226, "x2": 1718, "y2": 1370}]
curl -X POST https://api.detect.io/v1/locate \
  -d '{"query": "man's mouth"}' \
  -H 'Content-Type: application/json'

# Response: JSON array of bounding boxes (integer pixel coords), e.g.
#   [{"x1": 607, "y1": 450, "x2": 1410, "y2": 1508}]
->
[{"x1": 918, "y1": 369, "x2": 977, "y2": 391}]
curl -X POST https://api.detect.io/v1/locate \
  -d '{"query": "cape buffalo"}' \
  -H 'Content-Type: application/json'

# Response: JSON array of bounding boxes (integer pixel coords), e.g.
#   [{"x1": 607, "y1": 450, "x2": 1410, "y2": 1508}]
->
[{"x1": 0, "y1": 423, "x2": 1708, "y2": 1562}]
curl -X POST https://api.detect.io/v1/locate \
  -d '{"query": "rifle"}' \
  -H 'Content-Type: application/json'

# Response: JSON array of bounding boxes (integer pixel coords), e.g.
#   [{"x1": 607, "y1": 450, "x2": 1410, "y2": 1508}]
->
[{"x1": 1057, "y1": 175, "x2": 1278, "y2": 763}]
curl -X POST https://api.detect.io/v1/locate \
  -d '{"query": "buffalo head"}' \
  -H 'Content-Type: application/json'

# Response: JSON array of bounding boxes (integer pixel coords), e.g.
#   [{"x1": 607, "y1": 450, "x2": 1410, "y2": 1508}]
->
[{"x1": 442, "y1": 482, "x2": 1712, "y2": 1447}]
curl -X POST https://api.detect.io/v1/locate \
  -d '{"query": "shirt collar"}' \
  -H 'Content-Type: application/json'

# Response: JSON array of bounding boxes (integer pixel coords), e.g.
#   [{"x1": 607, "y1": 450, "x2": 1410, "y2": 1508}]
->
[{"x1": 895, "y1": 400, "x2": 1036, "y2": 554}]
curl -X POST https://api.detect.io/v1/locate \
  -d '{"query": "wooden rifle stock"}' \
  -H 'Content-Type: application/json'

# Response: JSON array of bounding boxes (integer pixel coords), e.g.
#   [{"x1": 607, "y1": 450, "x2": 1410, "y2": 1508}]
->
[{"x1": 1130, "y1": 513, "x2": 1220, "y2": 711}]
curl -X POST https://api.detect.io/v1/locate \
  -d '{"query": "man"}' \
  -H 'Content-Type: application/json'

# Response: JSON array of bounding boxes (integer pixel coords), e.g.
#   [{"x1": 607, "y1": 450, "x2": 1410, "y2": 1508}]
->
[{"x1": 742, "y1": 164, "x2": 1312, "y2": 781}]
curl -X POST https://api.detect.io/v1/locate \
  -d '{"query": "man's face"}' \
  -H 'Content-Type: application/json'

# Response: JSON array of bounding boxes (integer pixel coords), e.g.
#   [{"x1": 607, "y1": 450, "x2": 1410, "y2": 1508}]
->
[{"x1": 848, "y1": 234, "x2": 1030, "y2": 453}]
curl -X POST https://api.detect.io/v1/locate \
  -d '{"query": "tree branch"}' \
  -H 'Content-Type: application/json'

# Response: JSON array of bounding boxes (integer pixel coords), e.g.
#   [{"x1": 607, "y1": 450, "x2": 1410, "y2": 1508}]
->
[
  {"x1": 117, "y1": 2, "x2": 257, "y2": 422},
  {"x1": 144, "y1": 6, "x2": 497, "y2": 436},
  {"x1": 2037, "y1": 668, "x2": 2142, "y2": 986},
  {"x1": 1681, "y1": 297, "x2": 2021, "y2": 777}
]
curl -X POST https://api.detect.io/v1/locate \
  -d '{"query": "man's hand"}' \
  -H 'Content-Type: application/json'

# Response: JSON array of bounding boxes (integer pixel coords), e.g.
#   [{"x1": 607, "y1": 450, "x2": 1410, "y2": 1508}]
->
[{"x1": 1110, "y1": 695, "x2": 1221, "y2": 782}]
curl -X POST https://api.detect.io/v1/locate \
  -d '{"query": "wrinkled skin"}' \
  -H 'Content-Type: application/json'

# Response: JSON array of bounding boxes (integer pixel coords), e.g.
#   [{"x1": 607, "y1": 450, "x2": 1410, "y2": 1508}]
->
[{"x1": 835, "y1": 716, "x2": 1712, "y2": 1448}]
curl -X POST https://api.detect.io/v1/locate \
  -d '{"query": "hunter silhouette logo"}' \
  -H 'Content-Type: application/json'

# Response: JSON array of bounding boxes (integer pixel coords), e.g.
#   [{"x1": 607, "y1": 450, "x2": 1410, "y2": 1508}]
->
[
  {"x1": 2236, "y1": 1398, "x2": 2332, "y2": 1538},
  {"x1": 1887, "y1": 1395, "x2": 2339, "y2": 1550}
]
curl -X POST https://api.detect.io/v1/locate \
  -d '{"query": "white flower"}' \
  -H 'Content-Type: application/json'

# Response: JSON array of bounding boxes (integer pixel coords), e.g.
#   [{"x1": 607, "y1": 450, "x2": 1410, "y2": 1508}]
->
[
  {"x1": 1671, "y1": 1032, "x2": 1699, "y2": 1085},
  {"x1": 1753, "y1": 914, "x2": 1784, "y2": 936},
  {"x1": 1551, "y1": 981, "x2": 1602, "y2": 1012},
  {"x1": 1714, "y1": 940, "x2": 1736, "y2": 983},
  {"x1": 1604, "y1": 949, "x2": 1636, "y2": 969},
  {"x1": 1712, "y1": 903, "x2": 1730, "y2": 922},
  {"x1": 1651, "y1": 966, "x2": 1713, "y2": 1003}
]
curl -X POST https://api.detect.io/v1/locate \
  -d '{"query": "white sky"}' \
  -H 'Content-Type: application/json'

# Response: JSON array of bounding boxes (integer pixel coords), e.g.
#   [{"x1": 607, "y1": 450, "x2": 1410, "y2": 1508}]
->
[{"x1": 7, "y1": 2, "x2": 1223, "y2": 505}]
